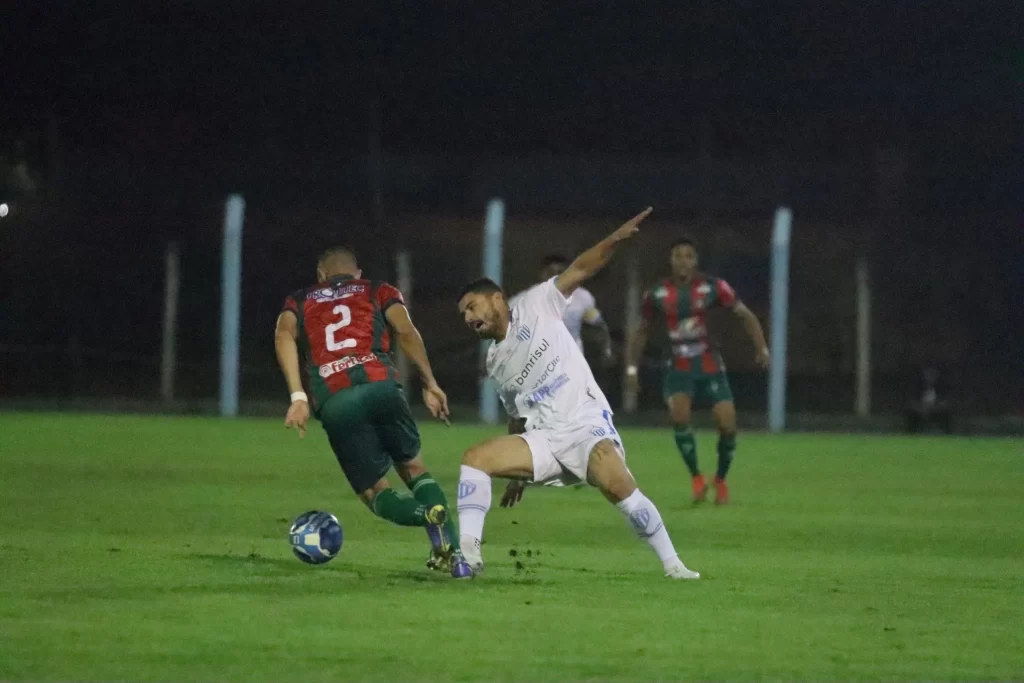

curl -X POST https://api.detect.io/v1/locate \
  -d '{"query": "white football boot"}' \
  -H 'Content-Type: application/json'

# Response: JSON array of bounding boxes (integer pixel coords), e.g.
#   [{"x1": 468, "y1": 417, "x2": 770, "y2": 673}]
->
[
  {"x1": 665, "y1": 561, "x2": 701, "y2": 579},
  {"x1": 460, "y1": 535, "x2": 484, "y2": 572}
]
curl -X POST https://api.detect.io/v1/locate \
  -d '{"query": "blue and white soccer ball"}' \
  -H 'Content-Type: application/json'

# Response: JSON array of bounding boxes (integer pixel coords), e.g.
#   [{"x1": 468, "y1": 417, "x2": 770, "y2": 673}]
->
[{"x1": 289, "y1": 510, "x2": 343, "y2": 565}]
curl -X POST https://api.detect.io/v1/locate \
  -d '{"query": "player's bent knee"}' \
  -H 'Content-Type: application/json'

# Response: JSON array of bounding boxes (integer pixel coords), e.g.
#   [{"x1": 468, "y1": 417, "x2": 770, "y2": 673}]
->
[
  {"x1": 586, "y1": 440, "x2": 637, "y2": 504},
  {"x1": 713, "y1": 402, "x2": 738, "y2": 434},
  {"x1": 357, "y1": 478, "x2": 392, "y2": 508},
  {"x1": 668, "y1": 396, "x2": 692, "y2": 425},
  {"x1": 461, "y1": 443, "x2": 490, "y2": 470},
  {"x1": 394, "y1": 455, "x2": 426, "y2": 483}
]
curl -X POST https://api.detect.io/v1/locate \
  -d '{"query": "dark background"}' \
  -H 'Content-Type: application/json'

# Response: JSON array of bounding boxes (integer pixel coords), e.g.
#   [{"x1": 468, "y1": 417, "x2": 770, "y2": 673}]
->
[{"x1": 1, "y1": 3, "x2": 1021, "y2": 421}]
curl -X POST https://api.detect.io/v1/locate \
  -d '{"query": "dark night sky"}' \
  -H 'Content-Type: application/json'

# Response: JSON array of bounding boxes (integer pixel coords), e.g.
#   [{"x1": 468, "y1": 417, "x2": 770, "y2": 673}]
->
[
  {"x1": 4, "y1": 2, "x2": 1020, "y2": 166},
  {"x1": 1, "y1": 2, "x2": 1021, "y2": 406}
]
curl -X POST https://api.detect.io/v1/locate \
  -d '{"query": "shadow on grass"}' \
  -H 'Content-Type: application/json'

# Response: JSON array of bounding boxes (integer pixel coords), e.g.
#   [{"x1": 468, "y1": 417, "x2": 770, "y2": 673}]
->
[{"x1": 187, "y1": 551, "x2": 299, "y2": 570}]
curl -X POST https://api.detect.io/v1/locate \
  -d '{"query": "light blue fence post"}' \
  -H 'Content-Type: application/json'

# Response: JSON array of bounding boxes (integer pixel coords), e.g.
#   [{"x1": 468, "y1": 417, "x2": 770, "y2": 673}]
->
[
  {"x1": 220, "y1": 194, "x2": 245, "y2": 417},
  {"x1": 480, "y1": 198, "x2": 505, "y2": 424},
  {"x1": 768, "y1": 207, "x2": 791, "y2": 433}
]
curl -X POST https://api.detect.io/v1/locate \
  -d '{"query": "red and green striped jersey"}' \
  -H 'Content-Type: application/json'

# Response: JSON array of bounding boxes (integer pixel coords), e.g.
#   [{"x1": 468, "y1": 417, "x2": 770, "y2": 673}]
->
[
  {"x1": 281, "y1": 276, "x2": 404, "y2": 410},
  {"x1": 641, "y1": 275, "x2": 737, "y2": 373}
]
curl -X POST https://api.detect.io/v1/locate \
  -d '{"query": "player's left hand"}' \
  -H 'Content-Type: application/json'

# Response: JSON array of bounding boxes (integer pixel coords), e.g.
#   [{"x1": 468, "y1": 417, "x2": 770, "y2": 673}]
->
[
  {"x1": 422, "y1": 383, "x2": 451, "y2": 426},
  {"x1": 500, "y1": 481, "x2": 526, "y2": 508},
  {"x1": 285, "y1": 400, "x2": 310, "y2": 438},
  {"x1": 611, "y1": 206, "x2": 653, "y2": 243},
  {"x1": 755, "y1": 347, "x2": 771, "y2": 369}
]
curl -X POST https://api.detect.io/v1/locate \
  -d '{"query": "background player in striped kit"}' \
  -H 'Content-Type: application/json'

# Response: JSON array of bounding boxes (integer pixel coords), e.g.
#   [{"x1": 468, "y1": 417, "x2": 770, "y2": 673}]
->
[{"x1": 626, "y1": 237, "x2": 769, "y2": 505}]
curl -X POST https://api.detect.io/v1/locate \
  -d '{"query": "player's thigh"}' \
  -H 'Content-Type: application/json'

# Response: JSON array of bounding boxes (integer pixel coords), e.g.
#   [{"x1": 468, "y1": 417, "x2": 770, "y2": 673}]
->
[
  {"x1": 320, "y1": 390, "x2": 393, "y2": 494},
  {"x1": 463, "y1": 434, "x2": 535, "y2": 479},
  {"x1": 667, "y1": 393, "x2": 693, "y2": 425},
  {"x1": 664, "y1": 370, "x2": 694, "y2": 424},
  {"x1": 585, "y1": 438, "x2": 637, "y2": 504},
  {"x1": 367, "y1": 381, "x2": 423, "y2": 467},
  {"x1": 709, "y1": 374, "x2": 737, "y2": 433}
]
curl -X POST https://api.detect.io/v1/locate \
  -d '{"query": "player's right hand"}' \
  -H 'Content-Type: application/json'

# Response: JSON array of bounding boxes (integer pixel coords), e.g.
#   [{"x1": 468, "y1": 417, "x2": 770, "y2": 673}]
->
[
  {"x1": 500, "y1": 481, "x2": 526, "y2": 508},
  {"x1": 422, "y1": 383, "x2": 451, "y2": 426},
  {"x1": 285, "y1": 400, "x2": 310, "y2": 439},
  {"x1": 611, "y1": 206, "x2": 653, "y2": 243}
]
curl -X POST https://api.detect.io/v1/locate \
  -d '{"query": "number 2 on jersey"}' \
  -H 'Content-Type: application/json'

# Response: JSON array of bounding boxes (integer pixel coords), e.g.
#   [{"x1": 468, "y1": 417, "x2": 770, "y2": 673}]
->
[{"x1": 325, "y1": 304, "x2": 357, "y2": 351}]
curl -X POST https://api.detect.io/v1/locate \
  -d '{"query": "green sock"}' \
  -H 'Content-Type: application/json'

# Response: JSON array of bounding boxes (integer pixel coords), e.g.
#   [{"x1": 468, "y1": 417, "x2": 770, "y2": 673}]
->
[
  {"x1": 674, "y1": 425, "x2": 700, "y2": 477},
  {"x1": 407, "y1": 472, "x2": 461, "y2": 552},
  {"x1": 371, "y1": 489, "x2": 426, "y2": 527},
  {"x1": 716, "y1": 433, "x2": 736, "y2": 480}
]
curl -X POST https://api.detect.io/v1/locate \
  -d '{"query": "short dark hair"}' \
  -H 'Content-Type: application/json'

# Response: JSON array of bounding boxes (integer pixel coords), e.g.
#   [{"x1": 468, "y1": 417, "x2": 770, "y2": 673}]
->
[
  {"x1": 317, "y1": 246, "x2": 358, "y2": 272},
  {"x1": 541, "y1": 254, "x2": 570, "y2": 268},
  {"x1": 457, "y1": 278, "x2": 503, "y2": 302},
  {"x1": 670, "y1": 236, "x2": 697, "y2": 251}
]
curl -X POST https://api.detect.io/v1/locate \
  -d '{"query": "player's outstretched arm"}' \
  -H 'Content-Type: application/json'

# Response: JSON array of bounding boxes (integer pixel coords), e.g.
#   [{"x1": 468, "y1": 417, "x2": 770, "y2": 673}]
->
[
  {"x1": 385, "y1": 304, "x2": 450, "y2": 423},
  {"x1": 733, "y1": 302, "x2": 771, "y2": 369},
  {"x1": 275, "y1": 311, "x2": 310, "y2": 438},
  {"x1": 555, "y1": 207, "x2": 652, "y2": 297}
]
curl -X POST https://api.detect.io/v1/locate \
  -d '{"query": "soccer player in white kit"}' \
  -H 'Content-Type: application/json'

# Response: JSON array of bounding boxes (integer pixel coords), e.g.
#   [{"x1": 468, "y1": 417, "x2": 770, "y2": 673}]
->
[{"x1": 455, "y1": 208, "x2": 700, "y2": 579}]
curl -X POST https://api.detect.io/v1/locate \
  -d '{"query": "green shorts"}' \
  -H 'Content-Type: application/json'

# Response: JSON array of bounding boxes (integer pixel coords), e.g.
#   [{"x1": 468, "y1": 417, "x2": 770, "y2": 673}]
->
[
  {"x1": 317, "y1": 380, "x2": 421, "y2": 493},
  {"x1": 663, "y1": 368, "x2": 734, "y2": 406}
]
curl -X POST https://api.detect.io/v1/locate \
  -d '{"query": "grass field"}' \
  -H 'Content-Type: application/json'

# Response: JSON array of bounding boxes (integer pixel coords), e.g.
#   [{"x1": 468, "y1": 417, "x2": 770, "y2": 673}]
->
[{"x1": 0, "y1": 413, "x2": 1021, "y2": 682}]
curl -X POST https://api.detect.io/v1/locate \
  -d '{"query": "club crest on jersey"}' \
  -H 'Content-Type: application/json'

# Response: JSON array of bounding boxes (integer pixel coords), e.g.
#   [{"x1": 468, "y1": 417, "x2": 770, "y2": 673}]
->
[{"x1": 516, "y1": 324, "x2": 532, "y2": 342}]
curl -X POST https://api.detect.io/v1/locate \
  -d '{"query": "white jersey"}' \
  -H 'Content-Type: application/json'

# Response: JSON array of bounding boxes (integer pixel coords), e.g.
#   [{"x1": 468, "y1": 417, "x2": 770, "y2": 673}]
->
[
  {"x1": 487, "y1": 278, "x2": 612, "y2": 432},
  {"x1": 508, "y1": 285, "x2": 599, "y2": 351}
]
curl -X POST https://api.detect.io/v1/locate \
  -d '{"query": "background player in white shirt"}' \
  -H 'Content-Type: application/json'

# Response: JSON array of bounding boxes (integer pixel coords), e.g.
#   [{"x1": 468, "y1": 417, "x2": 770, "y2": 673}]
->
[
  {"x1": 508, "y1": 254, "x2": 613, "y2": 363},
  {"x1": 455, "y1": 208, "x2": 700, "y2": 579}
]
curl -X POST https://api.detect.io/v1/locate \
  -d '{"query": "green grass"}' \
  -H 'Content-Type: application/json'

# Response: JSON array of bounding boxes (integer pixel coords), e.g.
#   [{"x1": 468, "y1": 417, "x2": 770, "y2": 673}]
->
[{"x1": 0, "y1": 413, "x2": 1021, "y2": 682}]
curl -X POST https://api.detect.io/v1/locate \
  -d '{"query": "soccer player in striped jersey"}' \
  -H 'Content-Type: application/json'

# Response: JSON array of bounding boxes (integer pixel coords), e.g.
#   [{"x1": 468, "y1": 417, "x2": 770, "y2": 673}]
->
[
  {"x1": 626, "y1": 237, "x2": 769, "y2": 505},
  {"x1": 275, "y1": 246, "x2": 471, "y2": 578}
]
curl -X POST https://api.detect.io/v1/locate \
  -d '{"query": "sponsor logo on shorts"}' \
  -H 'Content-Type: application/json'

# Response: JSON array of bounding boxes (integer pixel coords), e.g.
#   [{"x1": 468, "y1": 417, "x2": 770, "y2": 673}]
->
[
  {"x1": 458, "y1": 481, "x2": 477, "y2": 499},
  {"x1": 524, "y1": 372, "x2": 569, "y2": 408},
  {"x1": 319, "y1": 354, "x2": 376, "y2": 378}
]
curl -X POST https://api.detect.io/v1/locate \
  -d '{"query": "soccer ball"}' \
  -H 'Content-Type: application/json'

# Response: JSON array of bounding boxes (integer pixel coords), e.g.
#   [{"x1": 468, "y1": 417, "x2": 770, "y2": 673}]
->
[{"x1": 289, "y1": 510, "x2": 343, "y2": 565}]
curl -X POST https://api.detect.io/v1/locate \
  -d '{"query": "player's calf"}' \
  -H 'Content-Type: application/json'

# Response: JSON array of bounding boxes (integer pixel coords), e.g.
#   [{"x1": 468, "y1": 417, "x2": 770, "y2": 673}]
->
[
  {"x1": 586, "y1": 439, "x2": 699, "y2": 579},
  {"x1": 712, "y1": 401, "x2": 738, "y2": 505},
  {"x1": 457, "y1": 435, "x2": 535, "y2": 572},
  {"x1": 360, "y1": 480, "x2": 428, "y2": 527}
]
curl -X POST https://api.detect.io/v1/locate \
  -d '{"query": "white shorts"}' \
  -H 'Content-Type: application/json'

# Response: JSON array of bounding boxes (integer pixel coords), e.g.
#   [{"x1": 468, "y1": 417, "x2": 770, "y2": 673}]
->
[{"x1": 518, "y1": 414, "x2": 627, "y2": 486}]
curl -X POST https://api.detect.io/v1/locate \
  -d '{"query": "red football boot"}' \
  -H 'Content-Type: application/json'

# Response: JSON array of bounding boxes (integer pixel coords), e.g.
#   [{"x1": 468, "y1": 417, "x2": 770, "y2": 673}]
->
[
  {"x1": 714, "y1": 476, "x2": 729, "y2": 505},
  {"x1": 691, "y1": 474, "x2": 708, "y2": 503}
]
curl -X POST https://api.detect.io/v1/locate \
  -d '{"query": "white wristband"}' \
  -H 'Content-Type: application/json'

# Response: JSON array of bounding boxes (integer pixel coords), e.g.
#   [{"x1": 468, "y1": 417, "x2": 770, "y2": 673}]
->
[
  {"x1": 626, "y1": 366, "x2": 638, "y2": 377},
  {"x1": 290, "y1": 392, "x2": 308, "y2": 403}
]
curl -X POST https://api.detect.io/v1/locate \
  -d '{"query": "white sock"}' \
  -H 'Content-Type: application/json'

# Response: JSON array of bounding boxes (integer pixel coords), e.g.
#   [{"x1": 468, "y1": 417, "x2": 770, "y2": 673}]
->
[
  {"x1": 457, "y1": 465, "x2": 492, "y2": 543},
  {"x1": 616, "y1": 489, "x2": 683, "y2": 571}
]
